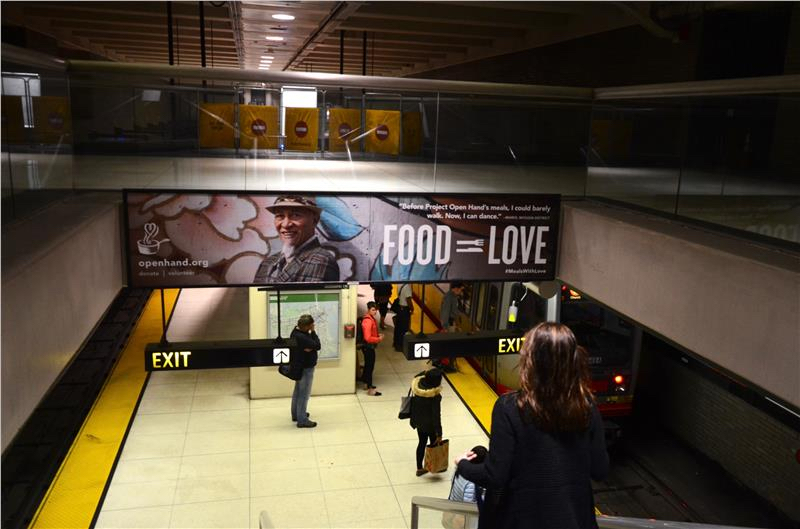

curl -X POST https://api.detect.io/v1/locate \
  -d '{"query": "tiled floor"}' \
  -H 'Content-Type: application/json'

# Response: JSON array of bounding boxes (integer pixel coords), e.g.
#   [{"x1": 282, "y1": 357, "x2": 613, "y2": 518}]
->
[{"x1": 96, "y1": 288, "x2": 489, "y2": 529}]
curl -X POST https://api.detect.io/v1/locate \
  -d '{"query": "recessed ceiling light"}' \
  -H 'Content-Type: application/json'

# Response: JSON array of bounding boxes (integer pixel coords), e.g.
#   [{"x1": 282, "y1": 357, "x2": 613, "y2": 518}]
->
[
  {"x1": 261, "y1": 55, "x2": 274, "y2": 60},
  {"x1": 272, "y1": 14, "x2": 295, "y2": 21},
  {"x1": 258, "y1": 66, "x2": 270, "y2": 70},
  {"x1": 266, "y1": 36, "x2": 284, "y2": 41}
]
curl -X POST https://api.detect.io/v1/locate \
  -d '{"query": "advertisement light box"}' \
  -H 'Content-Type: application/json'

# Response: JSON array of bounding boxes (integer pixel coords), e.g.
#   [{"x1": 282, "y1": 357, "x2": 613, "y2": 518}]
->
[{"x1": 124, "y1": 191, "x2": 560, "y2": 288}]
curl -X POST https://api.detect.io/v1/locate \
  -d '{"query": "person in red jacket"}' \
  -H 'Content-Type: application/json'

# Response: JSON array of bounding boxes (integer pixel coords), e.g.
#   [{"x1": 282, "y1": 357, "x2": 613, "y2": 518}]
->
[{"x1": 360, "y1": 302, "x2": 384, "y2": 396}]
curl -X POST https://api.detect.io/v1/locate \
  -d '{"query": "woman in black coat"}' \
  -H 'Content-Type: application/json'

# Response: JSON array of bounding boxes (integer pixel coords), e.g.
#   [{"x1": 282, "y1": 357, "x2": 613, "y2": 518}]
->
[
  {"x1": 410, "y1": 368, "x2": 443, "y2": 476},
  {"x1": 456, "y1": 322, "x2": 609, "y2": 529}
]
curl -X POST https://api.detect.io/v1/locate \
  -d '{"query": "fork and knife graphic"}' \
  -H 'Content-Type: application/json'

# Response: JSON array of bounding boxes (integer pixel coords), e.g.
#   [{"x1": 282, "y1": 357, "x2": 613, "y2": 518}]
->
[{"x1": 455, "y1": 239, "x2": 485, "y2": 253}]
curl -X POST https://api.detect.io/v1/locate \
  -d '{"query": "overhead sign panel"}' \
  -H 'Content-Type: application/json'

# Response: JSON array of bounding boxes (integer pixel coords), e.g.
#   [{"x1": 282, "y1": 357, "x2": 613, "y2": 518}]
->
[
  {"x1": 144, "y1": 338, "x2": 297, "y2": 371},
  {"x1": 124, "y1": 191, "x2": 560, "y2": 288},
  {"x1": 402, "y1": 330, "x2": 527, "y2": 360}
]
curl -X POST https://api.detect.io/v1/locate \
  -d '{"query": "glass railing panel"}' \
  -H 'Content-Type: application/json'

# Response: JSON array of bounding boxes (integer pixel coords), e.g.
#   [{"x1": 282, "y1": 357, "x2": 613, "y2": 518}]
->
[
  {"x1": 432, "y1": 93, "x2": 591, "y2": 195},
  {"x1": 589, "y1": 93, "x2": 800, "y2": 246},
  {"x1": 356, "y1": 89, "x2": 438, "y2": 192},
  {"x1": 587, "y1": 99, "x2": 684, "y2": 214},
  {"x1": 676, "y1": 94, "x2": 800, "y2": 245},
  {"x1": 68, "y1": 81, "x2": 249, "y2": 190},
  {"x1": 240, "y1": 86, "x2": 441, "y2": 193},
  {"x1": 1, "y1": 61, "x2": 73, "y2": 222}
]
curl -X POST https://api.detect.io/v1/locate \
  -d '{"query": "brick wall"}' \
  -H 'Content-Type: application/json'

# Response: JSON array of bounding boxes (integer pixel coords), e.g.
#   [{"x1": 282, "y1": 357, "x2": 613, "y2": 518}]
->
[{"x1": 652, "y1": 353, "x2": 800, "y2": 521}]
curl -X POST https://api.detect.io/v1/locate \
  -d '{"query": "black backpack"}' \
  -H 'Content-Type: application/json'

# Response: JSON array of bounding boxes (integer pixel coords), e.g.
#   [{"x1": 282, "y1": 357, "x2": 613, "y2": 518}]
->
[{"x1": 356, "y1": 316, "x2": 366, "y2": 349}]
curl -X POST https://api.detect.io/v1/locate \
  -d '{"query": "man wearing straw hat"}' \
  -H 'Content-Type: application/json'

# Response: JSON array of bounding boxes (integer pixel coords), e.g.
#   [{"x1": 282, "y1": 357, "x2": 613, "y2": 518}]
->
[{"x1": 254, "y1": 195, "x2": 339, "y2": 283}]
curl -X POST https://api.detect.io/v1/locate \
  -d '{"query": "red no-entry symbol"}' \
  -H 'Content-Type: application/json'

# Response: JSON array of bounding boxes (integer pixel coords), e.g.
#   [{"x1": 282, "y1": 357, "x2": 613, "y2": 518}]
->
[
  {"x1": 48, "y1": 113, "x2": 64, "y2": 130},
  {"x1": 251, "y1": 119, "x2": 267, "y2": 136},
  {"x1": 295, "y1": 121, "x2": 308, "y2": 138},
  {"x1": 338, "y1": 122, "x2": 352, "y2": 139},
  {"x1": 375, "y1": 124, "x2": 390, "y2": 141}
]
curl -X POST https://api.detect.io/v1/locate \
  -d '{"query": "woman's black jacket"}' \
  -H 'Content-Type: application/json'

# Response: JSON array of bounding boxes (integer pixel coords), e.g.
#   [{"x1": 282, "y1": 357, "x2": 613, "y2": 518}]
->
[
  {"x1": 457, "y1": 392, "x2": 609, "y2": 529},
  {"x1": 409, "y1": 373, "x2": 442, "y2": 435}
]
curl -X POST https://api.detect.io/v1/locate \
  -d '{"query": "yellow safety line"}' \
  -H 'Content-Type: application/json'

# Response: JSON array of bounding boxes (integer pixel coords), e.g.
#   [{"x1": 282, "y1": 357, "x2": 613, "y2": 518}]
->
[
  {"x1": 29, "y1": 289, "x2": 180, "y2": 529},
  {"x1": 444, "y1": 359, "x2": 499, "y2": 434}
]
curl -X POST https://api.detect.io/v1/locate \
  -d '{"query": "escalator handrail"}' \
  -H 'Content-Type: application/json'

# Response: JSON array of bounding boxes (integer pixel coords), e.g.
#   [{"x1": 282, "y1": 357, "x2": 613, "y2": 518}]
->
[
  {"x1": 409, "y1": 496, "x2": 765, "y2": 529},
  {"x1": 596, "y1": 516, "x2": 766, "y2": 529}
]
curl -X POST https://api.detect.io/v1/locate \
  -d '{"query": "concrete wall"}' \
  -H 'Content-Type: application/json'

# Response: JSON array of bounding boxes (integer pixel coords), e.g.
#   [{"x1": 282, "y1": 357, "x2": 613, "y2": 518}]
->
[
  {"x1": 1, "y1": 193, "x2": 124, "y2": 451},
  {"x1": 559, "y1": 201, "x2": 800, "y2": 409}
]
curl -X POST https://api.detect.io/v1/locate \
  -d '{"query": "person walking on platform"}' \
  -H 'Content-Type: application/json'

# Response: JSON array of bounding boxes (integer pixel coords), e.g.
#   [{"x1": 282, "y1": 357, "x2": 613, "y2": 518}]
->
[
  {"x1": 455, "y1": 322, "x2": 609, "y2": 529},
  {"x1": 370, "y1": 282, "x2": 393, "y2": 329},
  {"x1": 290, "y1": 314, "x2": 321, "y2": 428},
  {"x1": 410, "y1": 368, "x2": 443, "y2": 476},
  {"x1": 392, "y1": 283, "x2": 414, "y2": 352},
  {"x1": 360, "y1": 302, "x2": 384, "y2": 396},
  {"x1": 440, "y1": 281, "x2": 466, "y2": 333},
  {"x1": 437, "y1": 281, "x2": 467, "y2": 373}
]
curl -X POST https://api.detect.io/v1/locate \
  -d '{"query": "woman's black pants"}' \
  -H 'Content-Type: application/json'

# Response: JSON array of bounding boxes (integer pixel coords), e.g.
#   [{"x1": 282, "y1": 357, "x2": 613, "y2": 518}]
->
[
  {"x1": 362, "y1": 345, "x2": 375, "y2": 387},
  {"x1": 416, "y1": 430, "x2": 437, "y2": 469}
]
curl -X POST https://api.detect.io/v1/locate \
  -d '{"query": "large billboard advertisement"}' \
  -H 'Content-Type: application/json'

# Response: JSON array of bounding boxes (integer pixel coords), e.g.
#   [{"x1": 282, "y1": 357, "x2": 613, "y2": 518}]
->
[{"x1": 124, "y1": 191, "x2": 560, "y2": 288}]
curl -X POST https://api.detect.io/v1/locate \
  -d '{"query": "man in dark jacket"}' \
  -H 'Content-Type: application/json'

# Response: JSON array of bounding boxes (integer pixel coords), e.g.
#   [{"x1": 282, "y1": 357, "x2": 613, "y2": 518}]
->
[
  {"x1": 410, "y1": 368, "x2": 443, "y2": 476},
  {"x1": 290, "y1": 314, "x2": 321, "y2": 428}
]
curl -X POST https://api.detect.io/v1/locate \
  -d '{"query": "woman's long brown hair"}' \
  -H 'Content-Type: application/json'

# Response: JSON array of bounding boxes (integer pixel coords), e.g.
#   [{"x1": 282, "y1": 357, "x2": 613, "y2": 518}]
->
[{"x1": 516, "y1": 322, "x2": 594, "y2": 433}]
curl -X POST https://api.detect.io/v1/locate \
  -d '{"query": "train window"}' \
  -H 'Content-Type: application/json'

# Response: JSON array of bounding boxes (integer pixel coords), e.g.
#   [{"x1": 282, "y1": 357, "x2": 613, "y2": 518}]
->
[
  {"x1": 560, "y1": 291, "x2": 633, "y2": 368},
  {"x1": 483, "y1": 284, "x2": 500, "y2": 331},
  {"x1": 514, "y1": 290, "x2": 548, "y2": 331}
]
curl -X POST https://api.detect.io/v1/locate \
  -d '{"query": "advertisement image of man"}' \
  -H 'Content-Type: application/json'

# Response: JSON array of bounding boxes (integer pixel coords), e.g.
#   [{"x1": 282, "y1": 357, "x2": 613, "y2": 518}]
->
[{"x1": 254, "y1": 195, "x2": 339, "y2": 283}]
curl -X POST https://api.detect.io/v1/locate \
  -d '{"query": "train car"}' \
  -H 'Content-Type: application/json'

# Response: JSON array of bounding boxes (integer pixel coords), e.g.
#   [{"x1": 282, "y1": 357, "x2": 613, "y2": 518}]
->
[
  {"x1": 421, "y1": 281, "x2": 640, "y2": 427},
  {"x1": 559, "y1": 284, "x2": 640, "y2": 419}
]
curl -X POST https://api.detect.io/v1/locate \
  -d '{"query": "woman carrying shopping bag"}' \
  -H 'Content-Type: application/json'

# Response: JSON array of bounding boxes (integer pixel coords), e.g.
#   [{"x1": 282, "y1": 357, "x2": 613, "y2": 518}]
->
[{"x1": 409, "y1": 368, "x2": 444, "y2": 476}]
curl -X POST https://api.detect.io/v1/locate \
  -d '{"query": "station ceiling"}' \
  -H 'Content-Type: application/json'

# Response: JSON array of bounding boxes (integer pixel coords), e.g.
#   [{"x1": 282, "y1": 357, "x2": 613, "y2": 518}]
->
[{"x1": 2, "y1": 1, "x2": 722, "y2": 77}]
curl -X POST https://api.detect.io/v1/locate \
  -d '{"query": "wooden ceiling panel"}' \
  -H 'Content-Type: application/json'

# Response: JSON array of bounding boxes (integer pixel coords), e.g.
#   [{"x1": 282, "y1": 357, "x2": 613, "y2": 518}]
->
[{"x1": 5, "y1": 1, "x2": 637, "y2": 78}]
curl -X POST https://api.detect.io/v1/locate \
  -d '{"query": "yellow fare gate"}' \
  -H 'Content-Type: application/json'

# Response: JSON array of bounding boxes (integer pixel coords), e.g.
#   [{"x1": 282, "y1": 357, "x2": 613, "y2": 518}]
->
[
  {"x1": 366, "y1": 109, "x2": 401, "y2": 155},
  {"x1": 198, "y1": 102, "x2": 235, "y2": 148},
  {"x1": 285, "y1": 107, "x2": 319, "y2": 152},
  {"x1": 239, "y1": 104, "x2": 279, "y2": 150},
  {"x1": 328, "y1": 107, "x2": 361, "y2": 152}
]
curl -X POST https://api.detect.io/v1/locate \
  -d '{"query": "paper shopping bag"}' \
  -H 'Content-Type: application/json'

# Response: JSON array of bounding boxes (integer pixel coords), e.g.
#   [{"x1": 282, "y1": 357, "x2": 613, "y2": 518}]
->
[{"x1": 423, "y1": 438, "x2": 449, "y2": 473}]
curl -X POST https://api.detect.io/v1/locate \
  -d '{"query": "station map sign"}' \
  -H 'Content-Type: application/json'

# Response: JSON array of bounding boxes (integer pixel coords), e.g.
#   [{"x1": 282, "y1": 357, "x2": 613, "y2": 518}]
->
[{"x1": 124, "y1": 190, "x2": 560, "y2": 288}]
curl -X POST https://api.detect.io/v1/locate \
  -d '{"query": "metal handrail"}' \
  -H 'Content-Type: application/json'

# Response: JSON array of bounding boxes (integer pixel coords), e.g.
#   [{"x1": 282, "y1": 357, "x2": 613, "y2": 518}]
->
[
  {"x1": 596, "y1": 517, "x2": 766, "y2": 529},
  {"x1": 409, "y1": 496, "x2": 765, "y2": 529},
  {"x1": 1, "y1": 44, "x2": 67, "y2": 72},
  {"x1": 595, "y1": 74, "x2": 800, "y2": 100},
  {"x1": 65, "y1": 60, "x2": 593, "y2": 101},
  {"x1": 64, "y1": 61, "x2": 800, "y2": 101},
  {"x1": 4, "y1": 42, "x2": 799, "y2": 101}
]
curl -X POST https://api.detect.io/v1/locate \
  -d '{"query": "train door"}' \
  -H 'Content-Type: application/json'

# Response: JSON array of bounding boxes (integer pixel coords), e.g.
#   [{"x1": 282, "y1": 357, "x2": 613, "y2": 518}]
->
[{"x1": 466, "y1": 282, "x2": 503, "y2": 387}]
